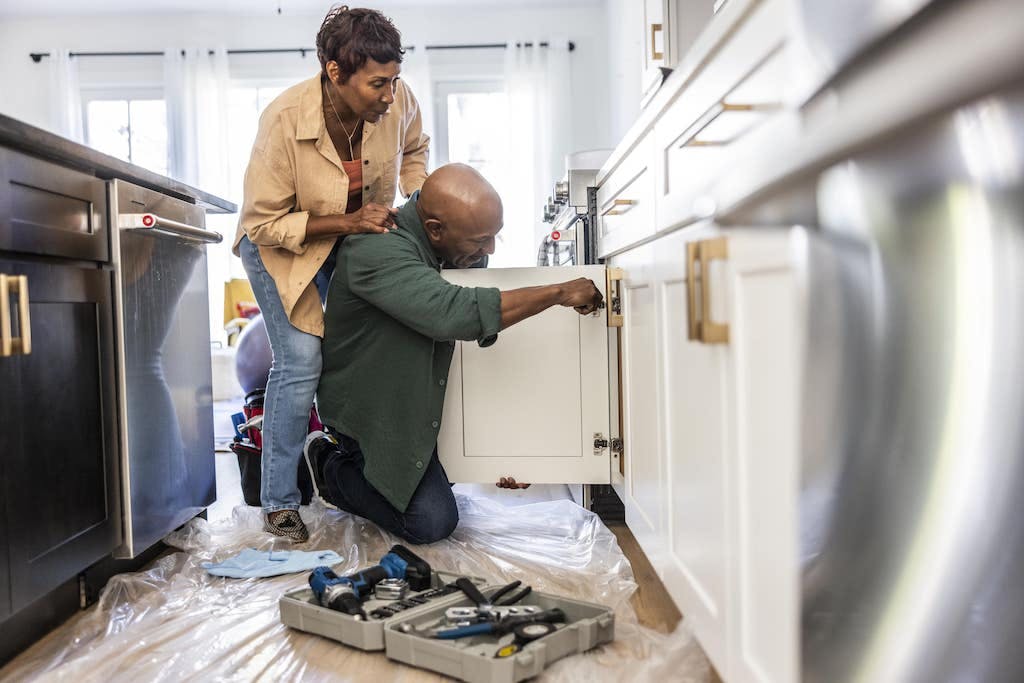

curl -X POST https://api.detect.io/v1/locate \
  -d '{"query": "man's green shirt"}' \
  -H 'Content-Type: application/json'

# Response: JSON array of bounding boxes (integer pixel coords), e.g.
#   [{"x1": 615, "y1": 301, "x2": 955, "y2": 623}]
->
[{"x1": 317, "y1": 192, "x2": 501, "y2": 512}]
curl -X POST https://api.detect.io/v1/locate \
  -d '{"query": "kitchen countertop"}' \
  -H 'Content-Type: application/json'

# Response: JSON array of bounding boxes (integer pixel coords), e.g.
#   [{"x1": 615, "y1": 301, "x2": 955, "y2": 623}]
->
[{"x1": 0, "y1": 113, "x2": 236, "y2": 214}]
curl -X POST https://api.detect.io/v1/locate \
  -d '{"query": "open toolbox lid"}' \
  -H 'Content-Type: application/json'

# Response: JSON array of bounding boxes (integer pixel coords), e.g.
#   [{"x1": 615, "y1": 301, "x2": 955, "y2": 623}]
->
[{"x1": 280, "y1": 568, "x2": 615, "y2": 683}]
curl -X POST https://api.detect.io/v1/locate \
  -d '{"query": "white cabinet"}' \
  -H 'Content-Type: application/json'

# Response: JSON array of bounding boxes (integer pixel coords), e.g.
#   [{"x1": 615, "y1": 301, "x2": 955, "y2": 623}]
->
[
  {"x1": 643, "y1": 0, "x2": 667, "y2": 71},
  {"x1": 614, "y1": 242, "x2": 667, "y2": 563},
  {"x1": 596, "y1": 132, "x2": 656, "y2": 259},
  {"x1": 722, "y1": 230, "x2": 801, "y2": 683},
  {"x1": 650, "y1": 226, "x2": 732, "y2": 671},
  {"x1": 609, "y1": 225, "x2": 804, "y2": 683},
  {"x1": 642, "y1": 0, "x2": 669, "y2": 102},
  {"x1": 435, "y1": 229, "x2": 803, "y2": 683},
  {"x1": 438, "y1": 265, "x2": 613, "y2": 486}
]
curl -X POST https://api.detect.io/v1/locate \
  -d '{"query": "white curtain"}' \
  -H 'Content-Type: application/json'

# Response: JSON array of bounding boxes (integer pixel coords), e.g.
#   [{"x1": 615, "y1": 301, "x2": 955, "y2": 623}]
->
[
  {"x1": 47, "y1": 49, "x2": 84, "y2": 142},
  {"x1": 164, "y1": 46, "x2": 235, "y2": 344},
  {"x1": 400, "y1": 44, "x2": 436, "y2": 170},
  {"x1": 164, "y1": 47, "x2": 231, "y2": 193},
  {"x1": 502, "y1": 39, "x2": 572, "y2": 267}
]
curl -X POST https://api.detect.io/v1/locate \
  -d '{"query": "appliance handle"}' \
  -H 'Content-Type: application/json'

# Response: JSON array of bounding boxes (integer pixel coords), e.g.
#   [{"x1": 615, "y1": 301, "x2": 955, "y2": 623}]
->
[{"x1": 118, "y1": 213, "x2": 223, "y2": 244}]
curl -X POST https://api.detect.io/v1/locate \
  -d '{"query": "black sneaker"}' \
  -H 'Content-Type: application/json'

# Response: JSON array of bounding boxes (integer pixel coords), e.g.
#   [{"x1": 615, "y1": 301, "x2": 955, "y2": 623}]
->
[{"x1": 303, "y1": 430, "x2": 340, "y2": 510}]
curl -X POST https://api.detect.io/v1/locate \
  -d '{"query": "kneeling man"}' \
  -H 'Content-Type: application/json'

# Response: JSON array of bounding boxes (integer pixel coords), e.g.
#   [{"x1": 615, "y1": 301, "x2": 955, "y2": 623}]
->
[{"x1": 306, "y1": 164, "x2": 602, "y2": 544}]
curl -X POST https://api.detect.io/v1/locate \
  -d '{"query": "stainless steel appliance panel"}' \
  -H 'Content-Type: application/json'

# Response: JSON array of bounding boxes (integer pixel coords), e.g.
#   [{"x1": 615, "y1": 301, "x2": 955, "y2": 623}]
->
[
  {"x1": 111, "y1": 180, "x2": 218, "y2": 558},
  {"x1": 803, "y1": 83, "x2": 1024, "y2": 682}
]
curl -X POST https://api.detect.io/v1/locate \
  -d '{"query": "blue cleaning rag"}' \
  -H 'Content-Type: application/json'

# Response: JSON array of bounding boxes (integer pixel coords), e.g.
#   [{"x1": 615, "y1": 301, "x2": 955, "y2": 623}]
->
[{"x1": 202, "y1": 548, "x2": 344, "y2": 578}]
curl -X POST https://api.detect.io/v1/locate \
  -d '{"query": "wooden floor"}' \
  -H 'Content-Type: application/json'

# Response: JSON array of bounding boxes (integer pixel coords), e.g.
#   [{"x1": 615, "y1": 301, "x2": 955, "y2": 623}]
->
[
  {"x1": 607, "y1": 522, "x2": 682, "y2": 633},
  {"x1": 609, "y1": 522, "x2": 722, "y2": 683}
]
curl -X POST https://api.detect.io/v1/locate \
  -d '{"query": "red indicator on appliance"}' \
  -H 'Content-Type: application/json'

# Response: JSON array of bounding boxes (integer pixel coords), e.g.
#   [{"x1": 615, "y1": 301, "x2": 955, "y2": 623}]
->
[
  {"x1": 551, "y1": 230, "x2": 561, "y2": 241},
  {"x1": 142, "y1": 214, "x2": 155, "y2": 227}
]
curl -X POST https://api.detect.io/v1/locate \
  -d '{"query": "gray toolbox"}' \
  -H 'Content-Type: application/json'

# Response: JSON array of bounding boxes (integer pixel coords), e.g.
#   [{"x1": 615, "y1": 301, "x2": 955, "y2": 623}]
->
[
  {"x1": 281, "y1": 570, "x2": 615, "y2": 682},
  {"x1": 279, "y1": 570, "x2": 487, "y2": 651}
]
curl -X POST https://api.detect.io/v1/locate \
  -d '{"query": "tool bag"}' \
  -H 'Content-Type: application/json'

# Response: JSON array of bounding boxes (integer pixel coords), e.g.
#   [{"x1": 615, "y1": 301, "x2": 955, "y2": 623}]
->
[{"x1": 230, "y1": 388, "x2": 319, "y2": 507}]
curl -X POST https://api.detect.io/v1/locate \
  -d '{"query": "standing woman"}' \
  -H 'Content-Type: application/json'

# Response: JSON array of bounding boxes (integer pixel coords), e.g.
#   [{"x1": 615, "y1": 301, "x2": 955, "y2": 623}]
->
[{"x1": 234, "y1": 6, "x2": 429, "y2": 541}]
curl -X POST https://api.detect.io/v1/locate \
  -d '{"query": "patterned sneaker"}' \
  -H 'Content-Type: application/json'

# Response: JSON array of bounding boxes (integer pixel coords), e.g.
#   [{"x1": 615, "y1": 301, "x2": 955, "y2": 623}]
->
[
  {"x1": 303, "y1": 430, "x2": 340, "y2": 510},
  {"x1": 264, "y1": 509, "x2": 309, "y2": 543}
]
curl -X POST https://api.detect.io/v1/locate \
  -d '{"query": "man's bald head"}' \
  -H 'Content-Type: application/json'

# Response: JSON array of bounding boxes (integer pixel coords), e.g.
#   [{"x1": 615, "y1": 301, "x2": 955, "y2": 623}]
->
[{"x1": 417, "y1": 163, "x2": 502, "y2": 268}]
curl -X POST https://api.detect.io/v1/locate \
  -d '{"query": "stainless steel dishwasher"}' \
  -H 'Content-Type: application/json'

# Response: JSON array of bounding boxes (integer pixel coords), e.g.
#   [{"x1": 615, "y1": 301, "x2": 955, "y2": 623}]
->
[{"x1": 110, "y1": 179, "x2": 221, "y2": 558}]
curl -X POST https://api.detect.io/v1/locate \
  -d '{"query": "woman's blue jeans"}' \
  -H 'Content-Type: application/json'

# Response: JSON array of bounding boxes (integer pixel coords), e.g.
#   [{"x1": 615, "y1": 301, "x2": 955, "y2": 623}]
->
[{"x1": 238, "y1": 236, "x2": 336, "y2": 513}]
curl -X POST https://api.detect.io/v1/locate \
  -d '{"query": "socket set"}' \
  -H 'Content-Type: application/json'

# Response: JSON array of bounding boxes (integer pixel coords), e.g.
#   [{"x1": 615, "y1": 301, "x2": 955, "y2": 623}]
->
[{"x1": 367, "y1": 582, "x2": 462, "y2": 619}]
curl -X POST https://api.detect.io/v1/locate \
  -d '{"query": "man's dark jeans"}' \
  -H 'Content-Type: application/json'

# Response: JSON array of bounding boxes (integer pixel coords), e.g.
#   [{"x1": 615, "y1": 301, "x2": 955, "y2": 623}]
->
[{"x1": 321, "y1": 432, "x2": 459, "y2": 544}]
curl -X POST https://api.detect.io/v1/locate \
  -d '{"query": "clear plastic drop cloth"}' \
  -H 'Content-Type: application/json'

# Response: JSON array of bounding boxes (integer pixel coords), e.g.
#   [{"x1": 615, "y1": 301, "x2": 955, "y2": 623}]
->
[{"x1": 0, "y1": 494, "x2": 711, "y2": 683}]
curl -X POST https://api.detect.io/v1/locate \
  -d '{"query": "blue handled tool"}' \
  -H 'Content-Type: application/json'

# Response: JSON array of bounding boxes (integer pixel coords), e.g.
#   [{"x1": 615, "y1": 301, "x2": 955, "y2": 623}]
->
[
  {"x1": 433, "y1": 607, "x2": 567, "y2": 639},
  {"x1": 309, "y1": 544, "x2": 431, "y2": 620}
]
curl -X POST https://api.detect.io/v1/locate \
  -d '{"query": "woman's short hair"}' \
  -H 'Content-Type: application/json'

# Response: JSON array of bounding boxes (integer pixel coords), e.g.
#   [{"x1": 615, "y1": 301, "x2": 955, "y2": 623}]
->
[{"x1": 316, "y1": 5, "x2": 405, "y2": 81}]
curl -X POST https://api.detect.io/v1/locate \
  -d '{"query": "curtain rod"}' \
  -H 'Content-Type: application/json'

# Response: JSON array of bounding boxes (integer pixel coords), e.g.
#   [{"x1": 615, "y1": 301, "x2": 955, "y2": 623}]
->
[{"x1": 29, "y1": 41, "x2": 575, "y2": 63}]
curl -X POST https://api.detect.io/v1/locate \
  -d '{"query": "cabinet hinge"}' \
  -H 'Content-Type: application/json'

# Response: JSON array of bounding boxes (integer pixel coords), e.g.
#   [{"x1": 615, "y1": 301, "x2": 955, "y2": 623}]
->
[{"x1": 594, "y1": 435, "x2": 624, "y2": 456}]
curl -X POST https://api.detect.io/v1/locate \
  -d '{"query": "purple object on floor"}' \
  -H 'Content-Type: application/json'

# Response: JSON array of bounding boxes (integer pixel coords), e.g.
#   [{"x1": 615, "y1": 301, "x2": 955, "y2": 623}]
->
[{"x1": 234, "y1": 313, "x2": 272, "y2": 393}]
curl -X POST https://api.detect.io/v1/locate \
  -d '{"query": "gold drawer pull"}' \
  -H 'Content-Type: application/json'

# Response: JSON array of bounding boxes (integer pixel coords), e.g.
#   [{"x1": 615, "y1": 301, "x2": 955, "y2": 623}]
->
[
  {"x1": 0, "y1": 274, "x2": 31, "y2": 357},
  {"x1": 678, "y1": 101, "x2": 782, "y2": 149},
  {"x1": 698, "y1": 238, "x2": 729, "y2": 344},
  {"x1": 605, "y1": 267, "x2": 624, "y2": 328},
  {"x1": 602, "y1": 199, "x2": 637, "y2": 217},
  {"x1": 651, "y1": 24, "x2": 663, "y2": 61}
]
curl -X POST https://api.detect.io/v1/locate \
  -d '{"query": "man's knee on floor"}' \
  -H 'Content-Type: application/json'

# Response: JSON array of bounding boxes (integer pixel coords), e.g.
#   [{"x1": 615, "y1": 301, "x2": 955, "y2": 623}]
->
[{"x1": 401, "y1": 505, "x2": 459, "y2": 545}]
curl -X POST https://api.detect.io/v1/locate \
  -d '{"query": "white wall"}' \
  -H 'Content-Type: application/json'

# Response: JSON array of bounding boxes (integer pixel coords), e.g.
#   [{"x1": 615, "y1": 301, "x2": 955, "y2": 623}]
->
[
  {"x1": 0, "y1": 4, "x2": 612, "y2": 154},
  {"x1": 604, "y1": 0, "x2": 642, "y2": 143}
]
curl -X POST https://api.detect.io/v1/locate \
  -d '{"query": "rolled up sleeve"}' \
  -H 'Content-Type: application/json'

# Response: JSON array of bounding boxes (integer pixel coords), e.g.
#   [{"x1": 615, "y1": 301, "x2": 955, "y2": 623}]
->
[
  {"x1": 346, "y1": 236, "x2": 500, "y2": 344},
  {"x1": 474, "y1": 287, "x2": 501, "y2": 347},
  {"x1": 239, "y1": 138, "x2": 309, "y2": 255}
]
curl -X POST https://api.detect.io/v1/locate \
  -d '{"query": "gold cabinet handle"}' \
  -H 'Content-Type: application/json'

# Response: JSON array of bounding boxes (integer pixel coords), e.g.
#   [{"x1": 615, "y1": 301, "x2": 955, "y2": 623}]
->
[
  {"x1": 685, "y1": 242, "x2": 699, "y2": 340},
  {"x1": 698, "y1": 238, "x2": 729, "y2": 344},
  {"x1": 601, "y1": 199, "x2": 637, "y2": 217},
  {"x1": 0, "y1": 274, "x2": 31, "y2": 357},
  {"x1": 605, "y1": 267, "x2": 624, "y2": 328},
  {"x1": 651, "y1": 23, "x2": 663, "y2": 61},
  {"x1": 678, "y1": 102, "x2": 783, "y2": 149}
]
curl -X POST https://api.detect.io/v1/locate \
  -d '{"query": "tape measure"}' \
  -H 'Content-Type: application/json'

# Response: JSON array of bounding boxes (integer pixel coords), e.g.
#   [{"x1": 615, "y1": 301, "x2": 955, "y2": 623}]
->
[
  {"x1": 494, "y1": 622, "x2": 558, "y2": 659},
  {"x1": 514, "y1": 622, "x2": 557, "y2": 643},
  {"x1": 494, "y1": 644, "x2": 520, "y2": 659}
]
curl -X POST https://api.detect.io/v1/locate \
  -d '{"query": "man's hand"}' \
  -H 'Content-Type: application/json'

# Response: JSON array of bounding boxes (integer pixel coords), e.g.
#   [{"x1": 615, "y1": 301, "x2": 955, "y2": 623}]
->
[
  {"x1": 496, "y1": 477, "x2": 531, "y2": 489},
  {"x1": 558, "y1": 278, "x2": 603, "y2": 315},
  {"x1": 500, "y1": 278, "x2": 604, "y2": 330},
  {"x1": 342, "y1": 203, "x2": 398, "y2": 235}
]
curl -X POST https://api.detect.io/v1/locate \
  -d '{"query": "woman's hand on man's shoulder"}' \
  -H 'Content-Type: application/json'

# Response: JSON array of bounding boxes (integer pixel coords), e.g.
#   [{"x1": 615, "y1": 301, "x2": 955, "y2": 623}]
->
[{"x1": 343, "y1": 203, "x2": 398, "y2": 235}]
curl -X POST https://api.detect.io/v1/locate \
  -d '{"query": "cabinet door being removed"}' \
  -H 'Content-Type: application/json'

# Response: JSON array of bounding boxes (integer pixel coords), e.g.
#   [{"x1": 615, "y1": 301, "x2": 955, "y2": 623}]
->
[{"x1": 439, "y1": 266, "x2": 613, "y2": 485}]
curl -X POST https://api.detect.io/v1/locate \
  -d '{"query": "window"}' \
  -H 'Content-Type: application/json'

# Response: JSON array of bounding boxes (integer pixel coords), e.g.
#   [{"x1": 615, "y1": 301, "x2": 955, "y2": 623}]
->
[
  {"x1": 225, "y1": 84, "x2": 288, "y2": 204},
  {"x1": 435, "y1": 82, "x2": 508, "y2": 174},
  {"x1": 83, "y1": 91, "x2": 168, "y2": 176},
  {"x1": 435, "y1": 80, "x2": 533, "y2": 268}
]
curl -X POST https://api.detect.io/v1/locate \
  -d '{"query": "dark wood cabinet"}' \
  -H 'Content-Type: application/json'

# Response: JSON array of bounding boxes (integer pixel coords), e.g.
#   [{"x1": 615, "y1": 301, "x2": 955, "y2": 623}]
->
[
  {"x1": 0, "y1": 354, "x2": 13, "y2": 621},
  {"x1": 0, "y1": 258, "x2": 122, "y2": 612}
]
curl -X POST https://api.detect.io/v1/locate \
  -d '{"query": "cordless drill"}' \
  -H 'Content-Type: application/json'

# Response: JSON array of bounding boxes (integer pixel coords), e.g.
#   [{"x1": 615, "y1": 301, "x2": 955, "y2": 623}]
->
[{"x1": 309, "y1": 545, "x2": 431, "y2": 619}]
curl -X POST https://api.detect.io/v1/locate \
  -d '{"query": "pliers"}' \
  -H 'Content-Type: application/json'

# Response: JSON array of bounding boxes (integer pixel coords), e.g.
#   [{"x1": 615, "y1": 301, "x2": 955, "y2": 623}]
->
[{"x1": 488, "y1": 580, "x2": 533, "y2": 606}]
